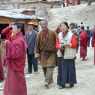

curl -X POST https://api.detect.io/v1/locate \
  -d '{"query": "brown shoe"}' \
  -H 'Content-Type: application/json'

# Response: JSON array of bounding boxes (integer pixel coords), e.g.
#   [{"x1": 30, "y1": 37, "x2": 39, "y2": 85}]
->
[
  {"x1": 48, "y1": 79, "x2": 54, "y2": 84},
  {"x1": 44, "y1": 82, "x2": 49, "y2": 88}
]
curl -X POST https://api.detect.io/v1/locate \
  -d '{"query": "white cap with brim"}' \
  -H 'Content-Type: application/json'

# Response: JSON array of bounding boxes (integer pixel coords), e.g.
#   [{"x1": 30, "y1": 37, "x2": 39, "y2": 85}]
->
[
  {"x1": 28, "y1": 22, "x2": 34, "y2": 25},
  {"x1": 40, "y1": 20, "x2": 48, "y2": 24}
]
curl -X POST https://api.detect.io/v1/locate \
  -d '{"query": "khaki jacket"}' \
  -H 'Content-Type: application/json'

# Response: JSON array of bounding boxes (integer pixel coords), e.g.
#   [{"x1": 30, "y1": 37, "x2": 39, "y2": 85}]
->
[{"x1": 35, "y1": 29, "x2": 57, "y2": 67}]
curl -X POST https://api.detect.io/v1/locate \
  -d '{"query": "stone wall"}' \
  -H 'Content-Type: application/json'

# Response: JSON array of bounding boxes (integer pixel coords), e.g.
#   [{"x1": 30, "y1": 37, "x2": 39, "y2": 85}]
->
[{"x1": 0, "y1": 1, "x2": 61, "y2": 9}]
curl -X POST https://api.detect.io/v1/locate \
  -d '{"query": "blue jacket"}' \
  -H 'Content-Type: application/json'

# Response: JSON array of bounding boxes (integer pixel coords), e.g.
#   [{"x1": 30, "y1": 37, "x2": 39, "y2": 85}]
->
[
  {"x1": 85, "y1": 29, "x2": 92, "y2": 39},
  {"x1": 25, "y1": 30, "x2": 37, "y2": 54}
]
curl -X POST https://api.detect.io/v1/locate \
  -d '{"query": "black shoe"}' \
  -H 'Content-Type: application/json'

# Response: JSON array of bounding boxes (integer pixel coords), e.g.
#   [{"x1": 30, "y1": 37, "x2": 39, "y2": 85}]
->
[
  {"x1": 70, "y1": 84, "x2": 74, "y2": 88},
  {"x1": 59, "y1": 85, "x2": 65, "y2": 89},
  {"x1": 48, "y1": 79, "x2": 53, "y2": 84}
]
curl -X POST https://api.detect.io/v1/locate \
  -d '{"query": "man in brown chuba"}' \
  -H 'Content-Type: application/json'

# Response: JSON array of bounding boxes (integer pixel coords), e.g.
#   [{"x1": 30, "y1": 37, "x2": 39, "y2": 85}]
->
[{"x1": 35, "y1": 20, "x2": 57, "y2": 88}]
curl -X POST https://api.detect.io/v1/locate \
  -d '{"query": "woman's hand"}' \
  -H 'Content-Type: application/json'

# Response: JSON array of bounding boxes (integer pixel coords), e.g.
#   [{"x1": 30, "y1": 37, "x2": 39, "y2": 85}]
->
[
  {"x1": 9, "y1": 22, "x2": 14, "y2": 28},
  {"x1": 36, "y1": 57, "x2": 40, "y2": 64},
  {"x1": 2, "y1": 40, "x2": 9, "y2": 47},
  {"x1": 59, "y1": 46, "x2": 65, "y2": 51}
]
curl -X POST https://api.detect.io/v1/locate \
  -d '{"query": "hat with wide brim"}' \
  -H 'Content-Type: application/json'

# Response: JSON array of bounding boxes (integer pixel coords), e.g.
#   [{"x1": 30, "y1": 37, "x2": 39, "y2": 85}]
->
[{"x1": 28, "y1": 22, "x2": 34, "y2": 25}]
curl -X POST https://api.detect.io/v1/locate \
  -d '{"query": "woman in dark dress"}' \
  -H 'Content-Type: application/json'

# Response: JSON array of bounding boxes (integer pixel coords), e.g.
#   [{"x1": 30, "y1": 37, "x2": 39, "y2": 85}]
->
[{"x1": 56, "y1": 22, "x2": 77, "y2": 89}]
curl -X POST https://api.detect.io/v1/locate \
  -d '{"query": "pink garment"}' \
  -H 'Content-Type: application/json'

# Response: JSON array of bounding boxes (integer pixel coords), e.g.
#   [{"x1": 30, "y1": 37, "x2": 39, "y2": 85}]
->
[
  {"x1": 0, "y1": 38, "x2": 4, "y2": 80},
  {"x1": 80, "y1": 46, "x2": 87, "y2": 58},
  {"x1": 77, "y1": 0, "x2": 80, "y2": 5},
  {"x1": 3, "y1": 32, "x2": 27, "y2": 95},
  {"x1": 1, "y1": 27, "x2": 12, "y2": 40},
  {"x1": 91, "y1": 28, "x2": 95, "y2": 47},
  {"x1": 66, "y1": 0, "x2": 70, "y2": 6},
  {"x1": 91, "y1": 28, "x2": 95, "y2": 64},
  {"x1": 79, "y1": 31, "x2": 88, "y2": 58},
  {"x1": 0, "y1": 59, "x2": 4, "y2": 80}
]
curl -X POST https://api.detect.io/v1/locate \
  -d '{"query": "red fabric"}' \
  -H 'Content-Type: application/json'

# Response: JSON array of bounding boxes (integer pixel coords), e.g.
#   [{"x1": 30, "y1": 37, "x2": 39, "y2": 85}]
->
[
  {"x1": 66, "y1": 0, "x2": 80, "y2": 6},
  {"x1": 56, "y1": 35, "x2": 60, "y2": 49},
  {"x1": 0, "y1": 38, "x2": 4, "y2": 80},
  {"x1": 0, "y1": 60, "x2": 4, "y2": 80},
  {"x1": 71, "y1": 35, "x2": 77, "y2": 48},
  {"x1": 56, "y1": 34, "x2": 77, "y2": 49},
  {"x1": 79, "y1": 31, "x2": 88, "y2": 47},
  {"x1": 91, "y1": 28, "x2": 95, "y2": 47},
  {"x1": 3, "y1": 32, "x2": 27, "y2": 95},
  {"x1": 77, "y1": 0, "x2": 80, "y2": 5},
  {"x1": 91, "y1": 28, "x2": 95, "y2": 64},
  {"x1": 66, "y1": 0, "x2": 70, "y2": 6},
  {"x1": 94, "y1": 48, "x2": 95, "y2": 65},
  {"x1": 80, "y1": 46, "x2": 87, "y2": 58},
  {"x1": 67, "y1": 0, "x2": 72, "y2": 6},
  {"x1": 1, "y1": 27, "x2": 12, "y2": 40},
  {"x1": 79, "y1": 31, "x2": 88, "y2": 58}
]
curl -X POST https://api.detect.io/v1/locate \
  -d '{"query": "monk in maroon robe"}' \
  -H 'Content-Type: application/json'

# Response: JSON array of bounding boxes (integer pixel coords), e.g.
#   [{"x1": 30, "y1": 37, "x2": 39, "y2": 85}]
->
[
  {"x1": 91, "y1": 27, "x2": 95, "y2": 65},
  {"x1": 66, "y1": 0, "x2": 70, "y2": 6},
  {"x1": 79, "y1": 26, "x2": 88, "y2": 60},
  {"x1": 0, "y1": 36, "x2": 4, "y2": 82},
  {"x1": 77, "y1": 0, "x2": 80, "y2": 5},
  {"x1": 3, "y1": 22, "x2": 27, "y2": 95}
]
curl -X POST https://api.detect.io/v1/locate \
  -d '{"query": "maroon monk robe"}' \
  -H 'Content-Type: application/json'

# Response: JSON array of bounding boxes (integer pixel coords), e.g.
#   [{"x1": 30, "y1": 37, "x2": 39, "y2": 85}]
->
[
  {"x1": 66, "y1": 0, "x2": 70, "y2": 6},
  {"x1": 91, "y1": 28, "x2": 95, "y2": 64},
  {"x1": 0, "y1": 38, "x2": 4, "y2": 80},
  {"x1": 79, "y1": 30, "x2": 88, "y2": 59},
  {"x1": 77, "y1": 0, "x2": 80, "y2": 5},
  {"x1": 1, "y1": 26, "x2": 12, "y2": 40},
  {"x1": 3, "y1": 32, "x2": 27, "y2": 95}
]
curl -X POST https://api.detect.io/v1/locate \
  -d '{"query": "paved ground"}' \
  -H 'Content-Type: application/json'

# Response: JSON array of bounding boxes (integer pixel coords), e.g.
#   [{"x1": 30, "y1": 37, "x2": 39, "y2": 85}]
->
[{"x1": 0, "y1": 47, "x2": 95, "y2": 95}]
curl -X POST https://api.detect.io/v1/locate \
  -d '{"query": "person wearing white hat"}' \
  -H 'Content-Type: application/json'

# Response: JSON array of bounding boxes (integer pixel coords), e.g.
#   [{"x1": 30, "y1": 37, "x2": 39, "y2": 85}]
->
[{"x1": 25, "y1": 22, "x2": 38, "y2": 74}]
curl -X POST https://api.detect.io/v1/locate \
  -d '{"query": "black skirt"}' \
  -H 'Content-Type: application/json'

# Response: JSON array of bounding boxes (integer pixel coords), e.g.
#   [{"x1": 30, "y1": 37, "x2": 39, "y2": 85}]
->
[{"x1": 57, "y1": 57, "x2": 77, "y2": 86}]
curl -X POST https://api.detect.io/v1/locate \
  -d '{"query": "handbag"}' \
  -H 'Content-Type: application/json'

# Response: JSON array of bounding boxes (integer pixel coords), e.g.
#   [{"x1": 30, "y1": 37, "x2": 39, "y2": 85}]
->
[{"x1": 63, "y1": 47, "x2": 76, "y2": 59}]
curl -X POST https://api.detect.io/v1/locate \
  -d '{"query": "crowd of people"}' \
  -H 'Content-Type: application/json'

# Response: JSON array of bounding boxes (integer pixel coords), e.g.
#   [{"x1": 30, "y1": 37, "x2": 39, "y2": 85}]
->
[
  {"x1": 51, "y1": 0, "x2": 93, "y2": 8},
  {"x1": 0, "y1": 20, "x2": 95, "y2": 95}
]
